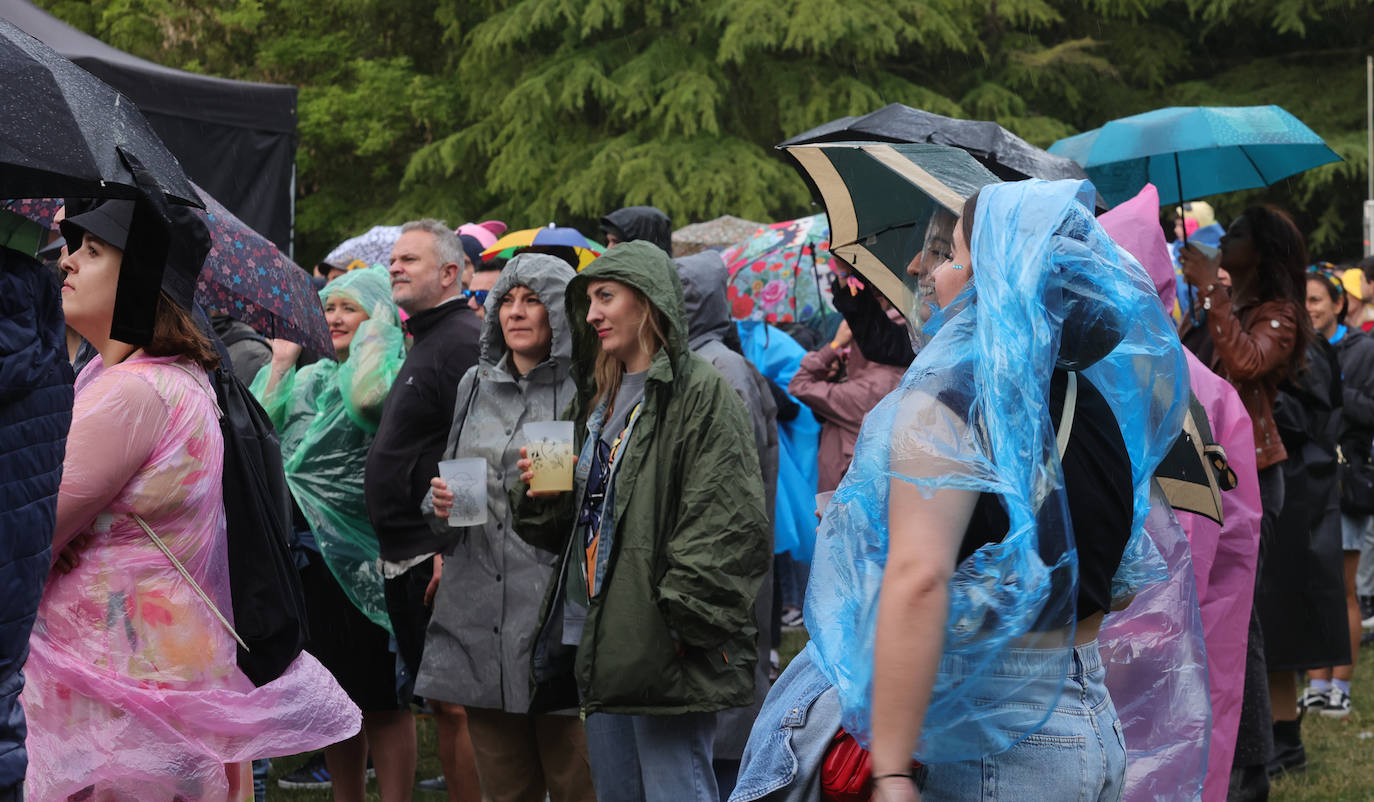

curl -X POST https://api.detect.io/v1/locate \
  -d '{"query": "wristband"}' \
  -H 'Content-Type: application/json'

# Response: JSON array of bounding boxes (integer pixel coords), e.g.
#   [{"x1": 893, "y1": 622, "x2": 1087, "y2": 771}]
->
[{"x1": 873, "y1": 772, "x2": 914, "y2": 782}]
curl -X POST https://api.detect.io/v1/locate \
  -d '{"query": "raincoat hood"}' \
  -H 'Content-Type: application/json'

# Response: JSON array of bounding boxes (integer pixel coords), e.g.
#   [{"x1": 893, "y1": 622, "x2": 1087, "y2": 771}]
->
[
  {"x1": 319, "y1": 264, "x2": 399, "y2": 328},
  {"x1": 600, "y1": 207, "x2": 672, "y2": 255},
  {"x1": 675, "y1": 251, "x2": 734, "y2": 351},
  {"x1": 1099, "y1": 183, "x2": 1176, "y2": 314},
  {"x1": 567, "y1": 240, "x2": 689, "y2": 399},
  {"x1": 479, "y1": 253, "x2": 578, "y2": 371}
]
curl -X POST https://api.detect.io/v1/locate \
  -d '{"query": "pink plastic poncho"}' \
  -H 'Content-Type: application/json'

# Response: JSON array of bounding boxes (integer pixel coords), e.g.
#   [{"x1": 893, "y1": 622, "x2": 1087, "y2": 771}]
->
[
  {"x1": 1100, "y1": 185, "x2": 1262, "y2": 802},
  {"x1": 23, "y1": 354, "x2": 360, "y2": 802}
]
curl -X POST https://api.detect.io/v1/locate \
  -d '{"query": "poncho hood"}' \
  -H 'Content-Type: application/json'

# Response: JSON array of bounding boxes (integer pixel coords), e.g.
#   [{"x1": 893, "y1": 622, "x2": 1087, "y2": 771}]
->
[{"x1": 478, "y1": 253, "x2": 578, "y2": 373}]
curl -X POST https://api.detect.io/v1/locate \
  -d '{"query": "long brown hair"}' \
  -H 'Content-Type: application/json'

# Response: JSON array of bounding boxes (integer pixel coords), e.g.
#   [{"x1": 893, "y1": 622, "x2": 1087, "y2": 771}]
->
[
  {"x1": 591, "y1": 286, "x2": 669, "y2": 413},
  {"x1": 141, "y1": 291, "x2": 220, "y2": 370}
]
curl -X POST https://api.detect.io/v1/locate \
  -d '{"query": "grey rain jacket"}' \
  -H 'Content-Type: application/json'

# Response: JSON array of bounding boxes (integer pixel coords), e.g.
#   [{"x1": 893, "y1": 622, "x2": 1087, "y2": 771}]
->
[
  {"x1": 677, "y1": 250, "x2": 779, "y2": 761},
  {"x1": 415, "y1": 254, "x2": 579, "y2": 713}
]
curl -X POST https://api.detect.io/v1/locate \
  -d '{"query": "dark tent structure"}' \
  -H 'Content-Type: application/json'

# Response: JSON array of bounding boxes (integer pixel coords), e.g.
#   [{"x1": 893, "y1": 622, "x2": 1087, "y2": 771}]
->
[{"x1": 1, "y1": 0, "x2": 297, "y2": 253}]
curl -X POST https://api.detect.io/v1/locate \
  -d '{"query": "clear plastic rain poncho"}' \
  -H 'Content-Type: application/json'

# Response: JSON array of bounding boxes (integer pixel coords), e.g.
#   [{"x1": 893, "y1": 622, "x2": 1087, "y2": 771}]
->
[
  {"x1": 804, "y1": 179, "x2": 1192, "y2": 763},
  {"x1": 252, "y1": 265, "x2": 405, "y2": 631}
]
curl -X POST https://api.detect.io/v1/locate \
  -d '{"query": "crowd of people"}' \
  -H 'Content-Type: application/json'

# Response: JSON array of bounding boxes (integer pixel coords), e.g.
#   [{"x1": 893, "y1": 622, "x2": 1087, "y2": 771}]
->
[{"x1": 2, "y1": 173, "x2": 1372, "y2": 802}]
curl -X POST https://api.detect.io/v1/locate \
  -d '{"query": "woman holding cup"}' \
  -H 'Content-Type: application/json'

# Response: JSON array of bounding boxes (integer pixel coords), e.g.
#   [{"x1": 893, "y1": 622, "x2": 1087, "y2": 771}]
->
[
  {"x1": 423, "y1": 253, "x2": 595, "y2": 802},
  {"x1": 515, "y1": 241, "x2": 772, "y2": 802}
]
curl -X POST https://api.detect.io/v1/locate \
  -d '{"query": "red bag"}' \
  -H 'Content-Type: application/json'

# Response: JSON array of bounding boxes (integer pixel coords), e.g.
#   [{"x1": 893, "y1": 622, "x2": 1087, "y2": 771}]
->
[
  {"x1": 820, "y1": 729, "x2": 872, "y2": 802},
  {"x1": 820, "y1": 728, "x2": 920, "y2": 802}
]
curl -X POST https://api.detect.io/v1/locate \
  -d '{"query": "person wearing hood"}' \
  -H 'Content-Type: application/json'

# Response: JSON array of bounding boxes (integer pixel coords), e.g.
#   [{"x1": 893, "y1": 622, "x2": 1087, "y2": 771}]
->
[
  {"x1": 422, "y1": 254, "x2": 595, "y2": 802},
  {"x1": 1101, "y1": 184, "x2": 1262, "y2": 802},
  {"x1": 600, "y1": 206, "x2": 672, "y2": 255},
  {"x1": 515, "y1": 240, "x2": 770, "y2": 802},
  {"x1": 251, "y1": 265, "x2": 411, "y2": 799},
  {"x1": 675, "y1": 250, "x2": 779, "y2": 796}
]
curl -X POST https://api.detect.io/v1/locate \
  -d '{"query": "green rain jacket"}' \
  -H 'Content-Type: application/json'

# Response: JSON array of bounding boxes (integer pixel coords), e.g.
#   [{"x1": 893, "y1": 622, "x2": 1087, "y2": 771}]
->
[{"x1": 522, "y1": 240, "x2": 771, "y2": 716}]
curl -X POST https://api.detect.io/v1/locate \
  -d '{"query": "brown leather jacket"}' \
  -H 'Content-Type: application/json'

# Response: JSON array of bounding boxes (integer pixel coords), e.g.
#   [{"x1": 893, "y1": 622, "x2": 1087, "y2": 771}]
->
[{"x1": 1189, "y1": 286, "x2": 1300, "y2": 470}]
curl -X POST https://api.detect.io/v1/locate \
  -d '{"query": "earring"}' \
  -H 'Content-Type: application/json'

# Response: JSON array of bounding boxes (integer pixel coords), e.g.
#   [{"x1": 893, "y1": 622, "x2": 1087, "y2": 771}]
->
[{"x1": 951, "y1": 263, "x2": 966, "y2": 271}]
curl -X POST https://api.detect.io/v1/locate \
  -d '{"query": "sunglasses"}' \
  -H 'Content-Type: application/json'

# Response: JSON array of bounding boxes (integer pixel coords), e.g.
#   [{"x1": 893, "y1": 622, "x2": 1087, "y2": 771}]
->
[{"x1": 462, "y1": 289, "x2": 490, "y2": 306}]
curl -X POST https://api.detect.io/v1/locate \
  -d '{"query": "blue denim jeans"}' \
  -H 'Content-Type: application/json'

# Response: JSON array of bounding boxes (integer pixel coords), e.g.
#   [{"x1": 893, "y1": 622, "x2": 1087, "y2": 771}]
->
[
  {"x1": 252, "y1": 757, "x2": 270, "y2": 801},
  {"x1": 920, "y1": 642, "x2": 1126, "y2": 802},
  {"x1": 585, "y1": 711, "x2": 719, "y2": 802}
]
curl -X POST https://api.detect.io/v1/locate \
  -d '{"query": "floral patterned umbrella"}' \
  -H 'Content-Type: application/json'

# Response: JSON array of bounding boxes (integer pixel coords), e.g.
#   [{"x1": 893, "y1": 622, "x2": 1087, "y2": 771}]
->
[
  {"x1": 191, "y1": 185, "x2": 332, "y2": 359},
  {"x1": 5, "y1": 191, "x2": 330, "y2": 358},
  {"x1": 724, "y1": 214, "x2": 837, "y2": 325},
  {"x1": 2, "y1": 197, "x2": 63, "y2": 230}
]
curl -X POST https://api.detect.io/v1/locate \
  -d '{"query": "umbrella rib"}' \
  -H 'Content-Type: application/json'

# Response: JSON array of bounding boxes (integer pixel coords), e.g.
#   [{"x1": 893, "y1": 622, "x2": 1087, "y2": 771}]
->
[{"x1": 1237, "y1": 146, "x2": 1270, "y2": 186}]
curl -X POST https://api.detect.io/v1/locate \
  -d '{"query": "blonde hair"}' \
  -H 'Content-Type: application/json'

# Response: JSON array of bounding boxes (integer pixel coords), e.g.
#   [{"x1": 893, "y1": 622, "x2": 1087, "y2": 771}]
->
[{"x1": 592, "y1": 286, "x2": 669, "y2": 413}]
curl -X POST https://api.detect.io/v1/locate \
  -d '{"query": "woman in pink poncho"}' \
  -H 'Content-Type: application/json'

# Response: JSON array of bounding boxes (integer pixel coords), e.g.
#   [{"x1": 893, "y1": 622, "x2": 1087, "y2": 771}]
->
[{"x1": 21, "y1": 198, "x2": 359, "y2": 801}]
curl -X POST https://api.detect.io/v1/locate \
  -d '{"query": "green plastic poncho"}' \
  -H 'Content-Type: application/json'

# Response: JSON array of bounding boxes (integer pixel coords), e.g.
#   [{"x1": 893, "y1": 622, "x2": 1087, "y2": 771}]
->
[{"x1": 251, "y1": 265, "x2": 405, "y2": 631}]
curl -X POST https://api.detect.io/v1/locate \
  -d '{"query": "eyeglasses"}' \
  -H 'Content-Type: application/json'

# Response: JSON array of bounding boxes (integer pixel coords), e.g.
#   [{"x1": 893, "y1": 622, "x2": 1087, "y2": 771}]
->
[{"x1": 462, "y1": 289, "x2": 490, "y2": 306}]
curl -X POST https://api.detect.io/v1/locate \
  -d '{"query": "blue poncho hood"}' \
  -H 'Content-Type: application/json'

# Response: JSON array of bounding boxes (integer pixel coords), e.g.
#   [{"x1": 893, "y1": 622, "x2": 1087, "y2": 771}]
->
[{"x1": 805, "y1": 179, "x2": 1189, "y2": 762}]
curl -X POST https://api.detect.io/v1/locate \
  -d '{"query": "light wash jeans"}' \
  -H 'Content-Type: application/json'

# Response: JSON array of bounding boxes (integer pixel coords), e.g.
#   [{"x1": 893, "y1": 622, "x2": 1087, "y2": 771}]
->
[
  {"x1": 920, "y1": 642, "x2": 1126, "y2": 802},
  {"x1": 585, "y1": 710, "x2": 719, "y2": 802}
]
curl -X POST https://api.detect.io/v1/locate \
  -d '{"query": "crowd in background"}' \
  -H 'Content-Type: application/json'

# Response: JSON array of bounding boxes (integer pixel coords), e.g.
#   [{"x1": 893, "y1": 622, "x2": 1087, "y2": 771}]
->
[{"x1": 6, "y1": 178, "x2": 1374, "y2": 802}]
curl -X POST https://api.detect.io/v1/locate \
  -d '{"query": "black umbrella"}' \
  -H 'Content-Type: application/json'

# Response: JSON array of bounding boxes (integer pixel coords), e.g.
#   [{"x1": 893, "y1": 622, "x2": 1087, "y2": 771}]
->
[
  {"x1": 0, "y1": 18, "x2": 200, "y2": 206},
  {"x1": 781, "y1": 103, "x2": 1090, "y2": 184}
]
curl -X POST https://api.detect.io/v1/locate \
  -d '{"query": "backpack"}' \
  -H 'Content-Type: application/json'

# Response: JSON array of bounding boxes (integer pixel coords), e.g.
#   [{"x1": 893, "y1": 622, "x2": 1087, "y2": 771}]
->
[
  {"x1": 211, "y1": 360, "x2": 311, "y2": 685},
  {"x1": 192, "y1": 306, "x2": 309, "y2": 686}
]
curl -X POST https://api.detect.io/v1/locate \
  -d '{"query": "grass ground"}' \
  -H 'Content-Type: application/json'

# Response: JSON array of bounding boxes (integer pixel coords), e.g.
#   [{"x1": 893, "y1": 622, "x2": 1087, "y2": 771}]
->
[{"x1": 264, "y1": 631, "x2": 1370, "y2": 800}]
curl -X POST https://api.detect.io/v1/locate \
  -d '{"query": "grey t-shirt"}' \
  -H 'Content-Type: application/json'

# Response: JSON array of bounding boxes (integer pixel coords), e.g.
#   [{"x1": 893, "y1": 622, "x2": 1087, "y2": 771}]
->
[{"x1": 601, "y1": 369, "x2": 647, "y2": 444}]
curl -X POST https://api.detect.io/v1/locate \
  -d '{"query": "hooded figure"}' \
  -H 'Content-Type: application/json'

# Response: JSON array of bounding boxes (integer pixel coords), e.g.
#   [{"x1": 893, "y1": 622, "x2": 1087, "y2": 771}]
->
[
  {"x1": 251, "y1": 265, "x2": 406, "y2": 631},
  {"x1": 731, "y1": 180, "x2": 1198, "y2": 802},
  {"x1": 676, "y1": 250, "x2": 780, "y2": 776},
  {"x1": 415, "y1": 253, "x2": 595, "y2": 802},
  {"x1": 522, "y1": 240, "x2": 770, "y2": 718},
  {"x1": 415, "y1": 253, "x2": 580, "y2": 713},
  {"x1": 600, "y1": 206, "x2": 672, "y2": 255}
]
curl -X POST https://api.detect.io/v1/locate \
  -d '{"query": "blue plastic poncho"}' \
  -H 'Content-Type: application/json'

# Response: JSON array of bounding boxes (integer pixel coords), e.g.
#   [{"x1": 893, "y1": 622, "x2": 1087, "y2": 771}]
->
[
  {"x1": 252, "y1": 265, "x2": 406, "y2": 631},
  {"x1": 804, "y1": 179, "x2": 1190, "y2": 763}
]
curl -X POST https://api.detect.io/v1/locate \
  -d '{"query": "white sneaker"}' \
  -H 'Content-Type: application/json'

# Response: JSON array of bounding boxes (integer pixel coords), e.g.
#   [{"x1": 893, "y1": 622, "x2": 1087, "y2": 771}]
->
[
  {"x1": 1298, "y1": 685, "x2": 1329, "y2": 711},
  {"x1": 1321, "y1": 687, "x2": 1352, "y2": 718}
]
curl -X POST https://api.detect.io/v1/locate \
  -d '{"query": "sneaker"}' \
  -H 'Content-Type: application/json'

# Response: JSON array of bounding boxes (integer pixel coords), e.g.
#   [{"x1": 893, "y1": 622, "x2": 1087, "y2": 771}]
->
[
  {"x1": 780, "y1": 607, "x2": 804, "y2": 629},
  {"x1": 278, "y1": 754, "x2": 331, "y2": 790},
  {"x1": 1321, "y1": 687, "x2": 1352, "y2": 718},
  {"x1": 416, "y1": 775, "x2": 447, "y2": 793},
  {"x1": 1363, "y1": 614, "x2": 1374, "y2": 631},
  {"x1": 1298, "y1": 685, "x2": 1329, "y2": 712}
]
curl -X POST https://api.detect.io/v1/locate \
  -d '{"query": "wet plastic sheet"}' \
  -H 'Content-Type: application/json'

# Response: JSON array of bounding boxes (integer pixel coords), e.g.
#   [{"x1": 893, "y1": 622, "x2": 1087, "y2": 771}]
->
[
  {"x1": 804, "y1": 179, "x2": 1190, "y2": 763},
  {"x1": 1100, "y1": 483, "x2": 1211, "y2": 802},
  {"x1": 25, "y1": 355, "x2": 359, "y2": 801},
  {"x1": 252, "y1": 265, "x2": 404, "y2": 631}
]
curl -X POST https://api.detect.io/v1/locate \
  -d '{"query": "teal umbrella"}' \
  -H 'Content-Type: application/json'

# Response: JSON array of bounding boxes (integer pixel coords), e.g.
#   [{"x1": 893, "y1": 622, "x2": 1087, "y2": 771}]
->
[
  {"x1": 1048, "y1": 105, "x2": 1341, "y2": 208},
  {"x1": 783, "y1": 141, "x2": 999, "y2": 312}
]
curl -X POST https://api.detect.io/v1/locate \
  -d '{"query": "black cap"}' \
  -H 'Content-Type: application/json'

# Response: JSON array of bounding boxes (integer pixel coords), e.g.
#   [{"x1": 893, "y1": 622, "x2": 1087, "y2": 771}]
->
[{"x1": 60, "y1": 199, "x2": 135, "y2": 252}]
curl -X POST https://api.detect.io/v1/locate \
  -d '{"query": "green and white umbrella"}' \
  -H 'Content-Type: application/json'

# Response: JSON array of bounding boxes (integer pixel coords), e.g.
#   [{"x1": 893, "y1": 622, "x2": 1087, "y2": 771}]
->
[{"x1": 783, "y1": 141, "x2": 999, "y2": 313}]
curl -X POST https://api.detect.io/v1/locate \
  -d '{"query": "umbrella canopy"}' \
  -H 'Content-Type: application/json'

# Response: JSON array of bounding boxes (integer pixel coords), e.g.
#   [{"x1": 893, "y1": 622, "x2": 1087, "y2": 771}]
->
[
  {"x1": 0, "y1": 19, "x2": 201, "y2": 206},
  {"x1": 782, "y1": 142, "x2": 1000, "y2": 313},
  {"x1": 2, "y1": 196, "x2": 61, "y2": 229},
  {"x1": 724, "y1": 214, "x2": 838, "y2": 325},
  {"x1": 781, "y1": 103, "x2": 1088, "y2": 183},
  {"x1": 323, "y1": 225, "x2": 402, "y2": 269},
  {"x1": 482, "y1": 225, "x2": 603, "y2": 269},
  {"x1": 671, "y1": 215, "x2": 764, "y2": 257},
  {"x1": 191, "y1": 184, "x2": 332, "y2": 359},
  {"x1": 1048, "y1": 105, "x2": 1342, "y2": 207}
]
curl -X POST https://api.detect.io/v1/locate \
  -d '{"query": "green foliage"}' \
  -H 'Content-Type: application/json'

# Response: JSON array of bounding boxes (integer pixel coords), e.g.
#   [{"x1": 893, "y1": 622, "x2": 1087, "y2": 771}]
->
[{"x1": 36, "y1": 0, "x2": 1374, "y2": 263}]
